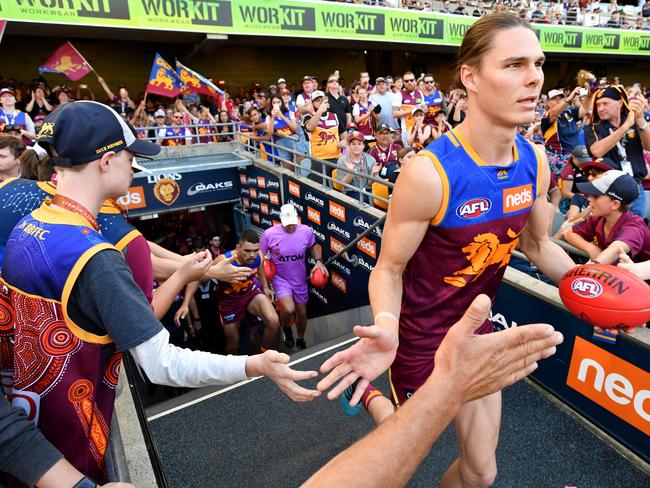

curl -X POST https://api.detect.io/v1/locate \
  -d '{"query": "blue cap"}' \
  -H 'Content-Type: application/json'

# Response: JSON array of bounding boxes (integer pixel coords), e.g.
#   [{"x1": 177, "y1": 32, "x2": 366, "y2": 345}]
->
[{"x1": 36, "y1": 100, "x2": 160, "y2": 167}]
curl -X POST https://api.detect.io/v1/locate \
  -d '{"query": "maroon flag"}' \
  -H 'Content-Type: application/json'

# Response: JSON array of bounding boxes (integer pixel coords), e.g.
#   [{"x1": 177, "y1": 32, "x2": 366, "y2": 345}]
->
[
  {"x1": 0, "y1": 21, "x2": 6, "y2": 46},
  {"x1": 39, "y1": 42, "x2": 92, "y2": 81}
]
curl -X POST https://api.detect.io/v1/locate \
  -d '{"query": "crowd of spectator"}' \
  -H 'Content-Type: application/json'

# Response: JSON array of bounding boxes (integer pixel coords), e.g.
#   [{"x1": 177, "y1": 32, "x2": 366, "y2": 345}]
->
[{"x1": 332, "y1": 0, "x2": 650, "y2": 29}]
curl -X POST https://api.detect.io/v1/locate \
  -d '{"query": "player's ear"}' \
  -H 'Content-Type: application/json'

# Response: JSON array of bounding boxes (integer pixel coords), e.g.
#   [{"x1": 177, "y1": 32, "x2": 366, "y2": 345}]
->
[{"x1": 459, "y1": 64, "x2": 477, "y2": 95}]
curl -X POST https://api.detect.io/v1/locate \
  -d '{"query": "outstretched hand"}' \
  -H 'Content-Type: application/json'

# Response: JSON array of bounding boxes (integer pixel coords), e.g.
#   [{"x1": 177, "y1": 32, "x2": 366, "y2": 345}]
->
[
  {"x1": 432, "y1": 294, "x2": 563, "y2": 404},
  {"x1": 317, "y1": 324, "x2": 398, "y2": 405},
  {"x1": 249, "y1": 350, "x2": 321, "y2": 402},
  {"x1": 210, "y1": 253, "x2": 253, "y2": 283}
]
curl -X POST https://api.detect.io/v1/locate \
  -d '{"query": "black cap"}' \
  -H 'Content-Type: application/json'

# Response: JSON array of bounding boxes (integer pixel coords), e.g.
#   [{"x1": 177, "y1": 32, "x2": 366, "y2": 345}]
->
[
  {"x1": 571, "y1": 145, "x2": 591, "y2": 164},
  {"x1": 36, "y1": 101, "x2": 160, "y2": 167},
  {"x1": 596, "y1": 86, "x2": 623, "y2": 101},
  {"x1": 576, "y1": 170, "x2": 639, "y2": 205},
  {"x1": 3, "y1": 124, "x2": 21, "y2": 133}
]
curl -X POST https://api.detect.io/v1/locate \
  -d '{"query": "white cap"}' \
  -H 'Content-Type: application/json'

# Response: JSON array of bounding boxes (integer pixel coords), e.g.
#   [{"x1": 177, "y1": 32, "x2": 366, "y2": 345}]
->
[
  {"x1": 311, "y1": 90, "x2": 325, "y2": 101},
  {"x1": 547, "y1": 89, "x2": 565, "y2": 99},
  {"x1": 280, "y1": 203, "x2": 299, "y2": 226},
  {"x1": 154, "y1": 108, "x2": 166, "y2": 117},
  {"x1": 278, "y1": 78, "x2": 286, "y2": 84}
]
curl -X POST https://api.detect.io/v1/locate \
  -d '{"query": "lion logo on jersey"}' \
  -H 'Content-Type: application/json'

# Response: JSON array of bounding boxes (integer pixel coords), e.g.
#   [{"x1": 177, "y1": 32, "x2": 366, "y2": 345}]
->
[{"x1": 443, "y1": 227, "x2": 521, "y2": 287}]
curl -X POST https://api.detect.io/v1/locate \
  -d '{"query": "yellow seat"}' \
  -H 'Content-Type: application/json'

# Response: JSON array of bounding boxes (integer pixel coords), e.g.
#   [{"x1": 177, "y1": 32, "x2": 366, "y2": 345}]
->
[
  {"x1": 332, "y1": 168, "x2": 343, "y2": 191},
  {"x1": 372, "y1": 181, "x2": 389, "y2": 210}
]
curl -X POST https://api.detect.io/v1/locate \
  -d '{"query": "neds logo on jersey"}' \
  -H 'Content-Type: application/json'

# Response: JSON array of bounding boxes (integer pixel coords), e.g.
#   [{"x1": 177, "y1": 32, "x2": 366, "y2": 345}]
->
[
  {"x1": 456, "y1": 198, "x2": 491, "y2": 219},
  {"x1": 503, "y1": 184, "x2": 533, "y2": 213},
  {"x1": 572, "y1": 278, "x2": 603, "y2": 299}
]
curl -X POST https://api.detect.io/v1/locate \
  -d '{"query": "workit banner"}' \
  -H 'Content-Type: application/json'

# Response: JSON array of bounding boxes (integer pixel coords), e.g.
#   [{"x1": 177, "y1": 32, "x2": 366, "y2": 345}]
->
[{"x1": 5, "y1": 0, "x2": 650, "y2": 55}]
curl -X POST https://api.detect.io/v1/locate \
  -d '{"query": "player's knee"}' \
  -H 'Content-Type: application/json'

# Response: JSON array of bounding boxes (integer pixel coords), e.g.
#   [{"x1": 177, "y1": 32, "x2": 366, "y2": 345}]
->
[
  {"x1": 267, "y1": 315, "x2": 281, "y2": 330},
  {"x1": 461, "y1": 462, "x2": 497, "y2": 488},
  {"x1": 281, "y1": 302, "x2": 295, "y2": 316}
]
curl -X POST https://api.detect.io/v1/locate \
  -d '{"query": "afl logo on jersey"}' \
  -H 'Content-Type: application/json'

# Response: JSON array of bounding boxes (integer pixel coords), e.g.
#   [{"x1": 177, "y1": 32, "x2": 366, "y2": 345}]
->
[{"x1": 456, "y1": 198, "x2": 492, "y2": 219}]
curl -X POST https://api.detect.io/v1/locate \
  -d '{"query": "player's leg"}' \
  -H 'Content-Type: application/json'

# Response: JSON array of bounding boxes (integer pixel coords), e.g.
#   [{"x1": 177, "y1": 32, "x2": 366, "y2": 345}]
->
[
  {"x1": 277, "y1": 294, "x2": 297, "y2": 347},
  {"x1": 247, "y1": 293, "x2": 281, "y2": 350},
  {"x1": 440, "y1": 391, "x2": 501, "y2": 488},
  {"x1": 221, "y1": 320, "x2": 241, "y2": 354},
  {"x1": 292, "y1": 283, "x2": 310, "y2": 349}
]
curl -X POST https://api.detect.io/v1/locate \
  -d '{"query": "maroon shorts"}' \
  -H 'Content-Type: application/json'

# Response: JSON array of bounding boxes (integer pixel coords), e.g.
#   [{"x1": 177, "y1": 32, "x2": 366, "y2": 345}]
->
[
  {"x1": 218, "y1": 286, "x2": 262, "y2": 325},
  {"x1": 389, "y1": 319, "x2": 493, "y2": 407}
]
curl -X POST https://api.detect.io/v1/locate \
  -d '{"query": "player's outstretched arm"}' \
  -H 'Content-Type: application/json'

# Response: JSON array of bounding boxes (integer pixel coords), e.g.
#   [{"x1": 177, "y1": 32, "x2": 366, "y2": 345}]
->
[
  {"x1": 303, "y1": 295, "x2": 563, "y2": 488},
  {"x1": 317, "y1": 156, "x2": 443, "y2": 404},
  {"x1": 519, "y1": 156, "x2": 575, "y2": 283}
]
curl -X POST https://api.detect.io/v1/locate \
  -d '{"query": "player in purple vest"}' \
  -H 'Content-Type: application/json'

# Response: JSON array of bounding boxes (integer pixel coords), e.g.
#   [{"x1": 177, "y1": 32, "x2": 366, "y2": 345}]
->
[
  {"x1": 0, "y1": 101, "x2": 320, "y2": 485},
  {"x1": 316, "y1": 14, "x2": 589, "y2": 488},
  {"x1": 261, "y1": 204, "x2": 328, "y2": 350}
]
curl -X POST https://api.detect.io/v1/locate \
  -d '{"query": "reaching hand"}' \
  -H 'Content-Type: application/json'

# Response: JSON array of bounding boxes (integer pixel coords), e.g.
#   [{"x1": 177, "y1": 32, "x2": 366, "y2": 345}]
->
[
  {"x1": 177, "y1": 250, "x2": 213, "y2": 283},
  {"x1": 250, "y1": 350, "x2": 321, "y2": 402},
  {"x1": 210, "y1": 253, "x2": 253, "y2": 283},
  {"x1": 317, "y1": 324, "x2": 398, "y2": 404},
  {"x1": 174, "y1": 303, "x2": 190, "y2": 327},
  {"x1": 314, "y1": 261, "x2": 329, "y2": 276},
  {"x1": 432, "y1": 294, "x2": 563, "y2": 404}
]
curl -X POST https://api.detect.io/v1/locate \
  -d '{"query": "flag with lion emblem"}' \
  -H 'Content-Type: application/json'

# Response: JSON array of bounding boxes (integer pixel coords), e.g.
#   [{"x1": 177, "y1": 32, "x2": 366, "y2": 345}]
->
[
  {"x1": 39, "y1": 42, "x2": 92, "y2": 81},
  {"x1": 147, "y1": 53, "x2": 183, "y2": 98}
]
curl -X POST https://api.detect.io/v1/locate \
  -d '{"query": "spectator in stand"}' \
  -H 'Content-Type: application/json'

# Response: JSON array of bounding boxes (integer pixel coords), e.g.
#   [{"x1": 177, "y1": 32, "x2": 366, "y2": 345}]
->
[
  {"x1": 643, "y1": 0, "x2": 650, "y2": 17},
  {"x1": 270, "y1": 93, "x2": 298, "y2": 169},
  {"x1": 453, "y1": 0, "x2": 469, "y2": 15},
  {"x1": 531, "y1": 2, "x2": 545, "y2": 20},
  {"x1": 256, "y1": 90, "x2": 272, "y2": 116},
  {"x1": 422, "y1": 73, "x2": 444, "y2": 127},
  {"x1": 585, "y1": 85, "x2": 650, "y2": 217},
  {"x1": 198, "y1": 106, "x2": 219, "y2": 143},
  {"x1": 557, "y1": 145, "x2": 592, "y2": 207},
  {"x1": 407, "y1": 107, "x2": 432, "y2": 151},
  {"x1": 433, "y1": 109, "x2": 452, "y2": 138},
  {"x1": 24, "y1": 85, "x2": 54, "y2": 119},
  {"x1": 336, "y1": 131, "x2": 378, "y2": 200},
  {"x1": 352, "y1": 87, "x2": 376, "y2": 145},
  {"x1": 52, "y1": 86, "x2": 73, "y2": 107},
  {"x1": 0, "y1": 135, "x2": 25, "y2": 182},
  {"x1": 369, "y1": 77, "x2": 398, "y2": 131},
  {"x1": 215, "y1": 110, "x2": 231, "y2": 142},
  {"x1": 326, "y1": 73, "x2": 353, "y2": 134},
  {"x1": 565, "y1": 171, "x2": 650, "y2": 264},
  {"x1": 440, "y1": 0, "x2": 452, "y2": 13},
  {"x1": 157, "y1": 108, "x2": 193, "y2": 146},
  {"x1": 541, "y1": 86, "x2": 593, "y2": 177},
  {"x1": 370, "y1": 123, "x2": 401, "y2": 178},
  {"x1": 473, "y1": 1, "x2": 487, "y2": 16},
  {"x1": 447, "y1": 89, "x2": 468, "y2": 127},
  {"x1": 208, "y1": 235, "x2": 223, "y2": 259},
  {"x1": 393, "y1": 76, "x2": 404, "y2": 93},
  {"x1": 607, "y1": 11, "x2": 622, "y2": 28},
  {"x1": 245, "y1": 106, "x2": 272, "y2": 157},
  {"x1": 392, "y1": 71, "x2": 426, "y2": 145},
  {"x1": 359, "y1": 71, "x2": 373, "y2": 93},
  {"x1": 277, "y1": 77, "x2": 288, "y2": 95},
  {"x1": 566, "y1": 0, "x2": 579, "y2": 24},
  {"x1": 96, "y1": 76, "x2": 136, "y2": 118},
  {"x1": 305, "y1": 90, "x2": 343, "y2": 183},
  {"x1": 0, "y1": 88, "x2": 36, "y2": 141},
  {"x1": 296, "y1": 75, "x2": 315, "y2": 116},
  {"x1": 386, "y1": 146, "x2": 417, "y2": 193}
]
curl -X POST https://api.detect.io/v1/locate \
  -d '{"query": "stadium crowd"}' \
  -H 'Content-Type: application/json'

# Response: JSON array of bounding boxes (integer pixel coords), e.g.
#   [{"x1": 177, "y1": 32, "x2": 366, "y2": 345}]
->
[{"x1": 332, "y1": 0, "x2": 650, "y2": 29}]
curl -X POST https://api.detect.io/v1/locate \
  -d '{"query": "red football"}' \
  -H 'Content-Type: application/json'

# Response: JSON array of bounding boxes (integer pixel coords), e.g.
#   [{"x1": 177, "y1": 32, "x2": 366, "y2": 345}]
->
[
  {"x1": 559, "y1": 263, "x2": 650, "y2": 328},
  {"x1": 263, "y1": 259, "x2": 276, "y2": 280},
  {"x1": 310, "y1": 267, "x2": 329, "y2": 289}
]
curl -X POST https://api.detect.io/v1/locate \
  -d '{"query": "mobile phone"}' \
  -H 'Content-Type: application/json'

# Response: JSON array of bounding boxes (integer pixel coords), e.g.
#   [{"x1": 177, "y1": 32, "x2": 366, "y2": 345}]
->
[
  {"x1": 579, "y1": 88, "x2": 588, "y2": 96},
  {"x1": 79, "y1": 84, "x2": 88, "y2": 89}
]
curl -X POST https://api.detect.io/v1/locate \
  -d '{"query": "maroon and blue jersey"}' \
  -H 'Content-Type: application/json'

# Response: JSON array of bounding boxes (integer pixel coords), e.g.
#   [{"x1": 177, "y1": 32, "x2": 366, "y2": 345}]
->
[{"x1": 390, "y1": 129, "x2": 543, "y2": 404}]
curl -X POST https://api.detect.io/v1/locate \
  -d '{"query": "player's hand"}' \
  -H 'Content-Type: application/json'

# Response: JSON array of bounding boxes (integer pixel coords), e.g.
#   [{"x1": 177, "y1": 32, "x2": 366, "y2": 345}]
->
[
  {"x1": 431, "y1": 294, "x2": 563, "y2": 404},
  {"x1": 209, "y1": 253, "x2": 252, "y2": 283},
  {"x1": 263, "y1": 285, "x2": 275, "y2": 302},
  {"x1": 247, "y1": 350, "x2": 321, "y2": 402},
  {"x1": 177, "y1": 250, "x2": 212, "y2": 283},
  {"x1": 317, "y1": 325, "x2": 398, "y2": 404},
  {"x1": 314, "y1": 261, "x2": 329, "y2": 276},
  {"x1": 174, "y1": 304, "x2": 190, "y2": 326}
]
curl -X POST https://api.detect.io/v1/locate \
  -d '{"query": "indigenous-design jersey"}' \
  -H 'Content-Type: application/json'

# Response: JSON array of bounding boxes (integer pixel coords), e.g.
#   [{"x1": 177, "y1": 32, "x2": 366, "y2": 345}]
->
[
  {"x1": 1, "y1": 203, "x2": 120, "y2": 483},
  {"x1": 310, "y1": 113, "x2": 340, "y2": 160},
  {"x1": 399, "y1": 129, "x2": 542, "y2": 360}
]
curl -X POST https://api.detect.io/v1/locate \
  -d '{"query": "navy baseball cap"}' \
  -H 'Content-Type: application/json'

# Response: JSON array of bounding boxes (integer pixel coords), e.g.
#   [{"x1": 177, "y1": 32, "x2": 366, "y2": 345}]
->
[
  {"x1": 36, "y1": 100, "x2": 160, "y2": 168},
  {"x1": 576, "y1": 170, "x2": 639, "y2": 205}
]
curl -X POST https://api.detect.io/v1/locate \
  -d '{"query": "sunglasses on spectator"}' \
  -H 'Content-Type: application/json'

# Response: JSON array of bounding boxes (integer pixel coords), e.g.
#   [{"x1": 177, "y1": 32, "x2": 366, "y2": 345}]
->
[
  {"x1": 173, "y1": 114, "x2": 183, "y2": 118},
  {"x1": 424, "y1": 80, "x2": 434, "y2": 84},
  {"x1": 328, "y1": 78, "x2": 338, "y2": 83},
  {"x1": 403, "y1": 78, "x2": 415, "y2": 82}
]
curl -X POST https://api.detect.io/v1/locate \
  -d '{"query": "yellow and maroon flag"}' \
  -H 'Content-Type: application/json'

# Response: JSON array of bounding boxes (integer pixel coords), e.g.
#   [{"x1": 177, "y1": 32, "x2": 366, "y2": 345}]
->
[
  {"x1": 39, "y1": 42, "x2": 92, "y2": 81},
  {"x1": 175, "y1": 60, "x2": 223, "y2": 100},
  {"x1": 146, "y1": 53, "x2": 183, "y2": 98}
]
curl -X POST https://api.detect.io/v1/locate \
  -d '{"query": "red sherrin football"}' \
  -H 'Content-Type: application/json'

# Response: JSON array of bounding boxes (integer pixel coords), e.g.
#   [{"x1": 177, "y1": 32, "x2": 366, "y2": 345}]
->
[
  {"x1": 559, "y1": 264, "x2": 650, "y2": 328},
  {"x1": 263, "y1": 259, "x2": 276, "y2": 280},
  {"x1": 310, "y1": 267, "x2": 329, "y2": 289}
]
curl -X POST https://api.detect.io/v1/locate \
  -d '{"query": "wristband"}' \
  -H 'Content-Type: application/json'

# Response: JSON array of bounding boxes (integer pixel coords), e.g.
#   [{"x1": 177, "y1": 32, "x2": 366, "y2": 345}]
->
[
  {"x1": 374, "y1": 311, "x2": 398, "y2": 324},
  {"x1": 73, "y1": 477, "x2": 98, "y2": 488},
  {"x1": 638, "y1": 121, "x2": 648, "y2": 131}
]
